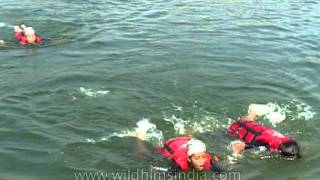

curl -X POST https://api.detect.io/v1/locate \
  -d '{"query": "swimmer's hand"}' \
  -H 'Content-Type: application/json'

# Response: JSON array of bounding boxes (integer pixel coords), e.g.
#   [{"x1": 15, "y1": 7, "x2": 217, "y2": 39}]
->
[
  {"x1": 20, "y1": 24, "x2": 27, "y2": 30},
  {"x1": 14, "y1": 26, "x2": 22, "y2": 32},
  {"x1": 232, "y1": 141, "x2": 245, "y2": 154},
  {"x1": 0, "y1": 40, "x2": 4, "y2": 45}
]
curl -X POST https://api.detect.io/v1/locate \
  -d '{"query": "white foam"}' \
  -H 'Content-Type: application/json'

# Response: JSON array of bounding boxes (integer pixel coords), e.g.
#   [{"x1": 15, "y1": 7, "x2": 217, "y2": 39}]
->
[
  {"x1": 249, "y1": 103, "x2": 286, "y2": 126},
  {"x1": 0, "y1": 22, "x2": 6, "y2": 28},
  {"x1": 163, "y1": 113, "x2": 226, "y2": 134},
  {"x1": 86, "y1": 138, "x2": 96, "y2": 143},
  {"x1": 163, "y1": 115, "x2": 188, "y2": 134},
  {"x1": 79, "y1": 87, "x2": 110, "y2": 97},
  {"x1": 172, "y1": 104, "x2": 183, "y2": 112},
  {"x1": 249, "y1": 101, "x2": 316, "y2": 126},
  {"x1": 190, "y1": 116, "x2": 218, "y2": 133},
  {"x1": 295, "y1": 101, "x2": 316, "y2": 121},
  {"x1": 102, "y1": 118, "x2": 164, "y2": 146}
]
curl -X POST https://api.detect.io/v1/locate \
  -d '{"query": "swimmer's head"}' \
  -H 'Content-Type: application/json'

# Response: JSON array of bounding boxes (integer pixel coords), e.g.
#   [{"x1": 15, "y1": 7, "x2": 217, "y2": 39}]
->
[
  {"x1": 187, "y1": 139, "x2": 208, "y2": 171},
  {"x1": 24, "y1": 27, "x2": 35, "y2": 36},
  {"x1": 24, "y1": 27, "x2": 36, "y2": 44},
  {"x1": 280, "y1": 141, "x2": 300, "y2": 158}
]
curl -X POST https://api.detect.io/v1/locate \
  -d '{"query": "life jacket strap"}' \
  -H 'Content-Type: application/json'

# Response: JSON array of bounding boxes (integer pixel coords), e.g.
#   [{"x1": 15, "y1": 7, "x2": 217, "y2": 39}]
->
[
  {"x1": 164, "y1": 143, "x2": 174, "y2": 155},
  {"x1": 238, "y1": 121, "x2": 267, "y2": 143}
]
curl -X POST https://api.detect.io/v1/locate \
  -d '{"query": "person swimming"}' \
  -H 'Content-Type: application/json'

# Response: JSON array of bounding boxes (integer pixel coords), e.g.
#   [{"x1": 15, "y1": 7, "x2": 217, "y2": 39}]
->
[
  {"x1": 158, "y1": 136, "x2": 223, "y2": 174},
  {"x1": 229, "y1": 105, "x2": 300, "y2": 159},
  {"x1": 14, "y1": 24, "x2": 41, "y2": 45}
]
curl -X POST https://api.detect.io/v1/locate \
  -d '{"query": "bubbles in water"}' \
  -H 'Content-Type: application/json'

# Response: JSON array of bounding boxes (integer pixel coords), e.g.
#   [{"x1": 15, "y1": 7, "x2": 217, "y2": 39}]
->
[{"x1": 79, "y1": 87, "x2": 110, "y2": 97}]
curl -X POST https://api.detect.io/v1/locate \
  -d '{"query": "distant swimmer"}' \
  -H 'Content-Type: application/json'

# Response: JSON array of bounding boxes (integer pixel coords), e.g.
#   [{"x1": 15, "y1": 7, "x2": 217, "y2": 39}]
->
[
  {"x1": 229, "y1": 105, "x2": 300, "y2": 159},
  {"x1": 158, "y1": 136, "x2": 224, "y2": 176},
  {"x1": 14, "y1": 24, "x2": 41, "y2": 45}
]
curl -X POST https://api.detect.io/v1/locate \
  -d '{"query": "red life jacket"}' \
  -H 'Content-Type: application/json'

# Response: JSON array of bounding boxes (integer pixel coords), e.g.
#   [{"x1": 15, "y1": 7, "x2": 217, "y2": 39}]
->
[
  {"x1": 15, "y1": 32, "x2": 41, "y2": 45},
  {"x1": 229, "y1": 119, "x2": 293, "y2": 151},
  {"x1": 160, "y1": 136, "x2": 212, "y2": 172}
]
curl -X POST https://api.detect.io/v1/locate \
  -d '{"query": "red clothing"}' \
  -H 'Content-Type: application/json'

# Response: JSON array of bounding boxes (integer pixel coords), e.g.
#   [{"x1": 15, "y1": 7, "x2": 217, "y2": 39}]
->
[
  {"x1": 159, "y1": 136, "x2": 212, "y2": 172},
  {"x1": 15, "y1": 32, "x2": 41, "y2": 45},
  {"x1": 229, "y1": 118, "x2": 293, "y2": 151}
]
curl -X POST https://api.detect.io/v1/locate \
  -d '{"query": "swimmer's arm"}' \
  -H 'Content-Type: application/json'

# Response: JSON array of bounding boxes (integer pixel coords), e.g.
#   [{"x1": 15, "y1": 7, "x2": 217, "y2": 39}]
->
[
  {"x1": 20, "y1": 24, "x2": 27, "y2": 31},
  {"x1": 244, "y1": 142, "x2": 269, "y2": 151},
  {"x1": 232, "y1": 141, "x2": 268, "y2": 154}
]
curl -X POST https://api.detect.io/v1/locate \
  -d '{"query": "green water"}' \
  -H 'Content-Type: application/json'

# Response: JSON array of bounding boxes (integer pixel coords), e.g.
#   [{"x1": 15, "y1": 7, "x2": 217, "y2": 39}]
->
[{"x1": 1, "y1": 0, "x2": 320, "y2": 179}]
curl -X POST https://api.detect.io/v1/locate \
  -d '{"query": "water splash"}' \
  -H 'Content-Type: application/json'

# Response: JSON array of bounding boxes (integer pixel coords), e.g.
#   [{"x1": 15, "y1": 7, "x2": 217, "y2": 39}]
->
[
  {"x1": 249, "y1": 103, "x2": 286, "y2": 126},
  {"x1": 226, "y1": 140, "x2": 243, "y2": 164},
  {"x1": 172, "y1": 104, "x2": 183, "y2": 112},
  {"x1": 97, "y1": 118, "x2": 164, "y2": 146},
  {"x1": 79, "y1": 87, "x2": 110, "y2": 97},
  {"x1": 163, "y1": 115, "x2": 188, "y2": 134},
  {"x1": 163, "y1": 113, "x2": 227, "y2": 135},
  {"x1": 295, "y1": 101, "x2": 316, "y2": 121},
  {"x1": 0, "y1": 22, "x2": 6, "y2": 28},
  {"x1": 0, "y1": 22, "x2": 13, "y2": 28},
  {"x1": 249, "y1": 100, "x2": 316, "y2": 126}
]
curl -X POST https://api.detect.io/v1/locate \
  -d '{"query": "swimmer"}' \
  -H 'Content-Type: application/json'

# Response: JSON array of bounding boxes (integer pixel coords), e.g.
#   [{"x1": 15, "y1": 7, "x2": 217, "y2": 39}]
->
[
  {"x1": 229, "y1": 105, "x2": 300, "y2": 159},
  {"x1": 13, "y1": 24, "x2": 41, "y2": 45},
  {"x1": 155, "y1": 136, "x2": 225, "y2": 179}
]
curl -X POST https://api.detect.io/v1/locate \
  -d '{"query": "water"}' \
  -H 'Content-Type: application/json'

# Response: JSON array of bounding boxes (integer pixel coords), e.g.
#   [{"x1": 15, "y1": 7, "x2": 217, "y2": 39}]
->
[{"x1": 0, "y1": 0, "x2": 320, "y2": 179}]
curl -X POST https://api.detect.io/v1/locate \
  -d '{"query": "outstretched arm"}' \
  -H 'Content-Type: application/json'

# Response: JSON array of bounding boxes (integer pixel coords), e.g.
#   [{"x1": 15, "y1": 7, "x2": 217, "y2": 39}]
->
[{"x1": 231, "y1": 140, "x2": 269, "y2": 154}]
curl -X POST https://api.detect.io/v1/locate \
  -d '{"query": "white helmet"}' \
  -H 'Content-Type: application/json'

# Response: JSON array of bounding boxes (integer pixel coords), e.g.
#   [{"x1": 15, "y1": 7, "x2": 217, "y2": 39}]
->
[
  {"x1": 24, "y1": 27, "x2": 35, "y2": 36},
  {"x1": 187, "y1": 138, "x2": 206, "y2": 156}
]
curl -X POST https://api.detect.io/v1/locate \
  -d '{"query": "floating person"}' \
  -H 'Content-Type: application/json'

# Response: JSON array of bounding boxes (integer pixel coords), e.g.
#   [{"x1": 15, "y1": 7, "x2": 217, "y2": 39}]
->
[
  {"x1": 158, "y1": 136, "x2": 224, "y2": 176},
  {"x1": 132, "y1": 119, "x2": 225, "y2": 179},
  {"x1": 228, "y1": 104, "x2": 300, "y2": 159},
  {"x1": 14, "y1": 24, "x2": 41, "y2": 45}
]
